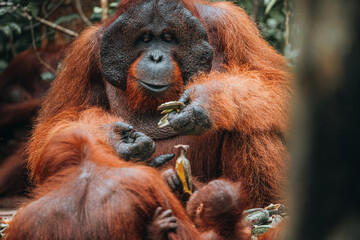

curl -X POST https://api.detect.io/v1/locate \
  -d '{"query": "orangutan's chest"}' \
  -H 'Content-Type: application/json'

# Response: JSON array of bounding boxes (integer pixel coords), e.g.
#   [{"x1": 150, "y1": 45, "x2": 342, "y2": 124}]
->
[{"x1": 126, "y1": 114, "x2": 177, "y2": 140}]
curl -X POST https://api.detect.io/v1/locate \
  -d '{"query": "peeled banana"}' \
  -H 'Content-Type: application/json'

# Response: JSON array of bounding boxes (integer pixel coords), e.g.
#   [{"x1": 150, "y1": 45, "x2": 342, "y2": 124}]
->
[
  {"x1": 157, "y1": 101, "x2": 186, "y2": 128},
  {"x1": 174, "y1": 144, "x2": 192, "y2": 195}
]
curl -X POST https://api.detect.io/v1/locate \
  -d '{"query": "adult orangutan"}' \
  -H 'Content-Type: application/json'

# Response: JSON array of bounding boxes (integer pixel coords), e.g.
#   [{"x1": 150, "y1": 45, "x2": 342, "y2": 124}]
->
[{"x1": 28, "y1": 0, "x2": 291, "y2": 208}]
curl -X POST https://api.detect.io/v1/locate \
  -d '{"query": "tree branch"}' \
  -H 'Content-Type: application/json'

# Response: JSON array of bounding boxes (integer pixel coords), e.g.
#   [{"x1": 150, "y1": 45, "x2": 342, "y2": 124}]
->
[
  {"x1": 8, "y1": 32, "x2": 16, "y2": 58},
  {"x1": 26, "y1": 12, "x2": 79, "y2": 37},
  {"x1": 284, "y1": 0, "x2": 290, "y2": 48},
  {"x1": 29, "y1": 19, "x2": 57, "y2": 74},
  {"x1": 75, "y1": 0, "x2": 92, "y2": 26},
  {"x1": 101, "y1": 0, "x2": 109, "y2": 21},
  {"x1": 251, "y1": 0, "x2": 259, "y2": 21},
  {"x1": 26, "y1": 0, "x2": 65, "y2": 30}
]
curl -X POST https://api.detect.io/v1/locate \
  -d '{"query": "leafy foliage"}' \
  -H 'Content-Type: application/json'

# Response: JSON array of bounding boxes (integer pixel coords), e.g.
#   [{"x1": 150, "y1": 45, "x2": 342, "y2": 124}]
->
[
  {"x1": 225, "y1": 0, "x2": 288, "y2": 53},
  {"x1": 90, "y1": 1, "x2": 120, "y2": 22},
  {"x1": 0, "y1": 0, "x2": 43, "y2": 69}
]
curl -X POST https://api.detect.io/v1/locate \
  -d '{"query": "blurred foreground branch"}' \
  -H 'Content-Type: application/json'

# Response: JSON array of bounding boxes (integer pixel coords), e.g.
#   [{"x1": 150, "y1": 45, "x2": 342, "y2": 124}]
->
[{"x1": 291, "y1": 0, "x2": 360, "y2": 239}]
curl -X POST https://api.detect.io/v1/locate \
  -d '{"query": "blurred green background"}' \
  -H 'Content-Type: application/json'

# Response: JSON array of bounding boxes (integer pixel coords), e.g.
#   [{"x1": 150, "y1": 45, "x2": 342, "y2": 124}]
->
[{"x1": 0, "y1": 0, "x2": 295, "y2": 74}]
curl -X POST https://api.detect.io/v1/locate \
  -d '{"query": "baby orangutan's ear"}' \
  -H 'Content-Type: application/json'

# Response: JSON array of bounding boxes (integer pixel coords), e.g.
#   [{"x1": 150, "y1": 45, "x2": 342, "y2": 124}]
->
[{"x1": 196, "y1": 203, "x2": 204, "y2": 215}]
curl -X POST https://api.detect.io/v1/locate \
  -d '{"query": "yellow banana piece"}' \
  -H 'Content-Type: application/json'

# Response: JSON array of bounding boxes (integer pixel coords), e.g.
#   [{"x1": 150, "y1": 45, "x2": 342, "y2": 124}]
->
[
  {"x1": 174, "y1": 145, "x2": 192, "y2": 195},
  {"x1": 157, "y1": 101, "x2": 186, "y2": 128},
  {"x1": 158, "y1": 113, "x2": 170, "y2": 128},
  {"x1": 161, "y1": 109, "x2": 174, "y2": 115},
  {"x1": 157, "y1": 101, "x2": 185, "y2": 111}
]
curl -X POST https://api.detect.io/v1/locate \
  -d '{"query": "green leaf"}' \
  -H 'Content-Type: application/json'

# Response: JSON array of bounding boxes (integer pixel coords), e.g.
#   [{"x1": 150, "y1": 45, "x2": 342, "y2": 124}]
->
[
  {"x1": 0, "y1": 25, "x2": 11, "y2": 37},
  {"x1": 109, "y1": 8, "x2": 116, "y2": 16},
  {"x1": 0, "y1": 7, "x2": 12, "y2": 16},
  {"x1": 8, "y1": 22, "x2": 21, "y2": 35},
  {"x1": 0, "y1": 60, "x2": 8, "y2": 73},
  {"x1": 54, "y1": 14, "x2": 80, "y2": 25},
  {"x1": 47, "y1": 2, "x2": 59, "y2": 11},
  {"x1": 269, "y1": 10, "x2": 285, "y2": 23},
  {"x1": 93, "y1": 6, "x2": 103, "y2": 14},
  {"x1": 27, "y1": 2, "x2": 40, "y2": 17},
  {"x1": 90, "y1": 13, "x2": 102, "y2": 22},
  {"x1": 273, "y1": 30, "x2": 282, "y2": 41},
  {"x1": 40, "y1": 72, "x2": 56, "y2": 81},
  {"x1": 265, "y1": 0, "x2": 278, "y2": 15},
  {"x1": 109, "y1": 2, "x2": 119, "y2": 8},
  {"x1": 266, "y1": 18, "x2": 278, "y2": 29}
]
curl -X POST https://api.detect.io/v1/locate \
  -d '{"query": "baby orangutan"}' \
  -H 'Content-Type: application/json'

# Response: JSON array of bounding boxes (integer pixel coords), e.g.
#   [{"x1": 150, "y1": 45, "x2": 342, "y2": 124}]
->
[
  {"x1": 186, "y1": 180, "x2": 249, "y2": 240},
  {"x1": 155, "y1": 172, "x2": 250, "y2": 240}
]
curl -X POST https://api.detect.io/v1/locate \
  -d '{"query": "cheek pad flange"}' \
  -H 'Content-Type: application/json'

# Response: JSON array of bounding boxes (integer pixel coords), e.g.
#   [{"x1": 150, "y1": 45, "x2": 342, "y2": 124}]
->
[{"x1": 100, "y1": 0, "x2": 214, "y2": 90}]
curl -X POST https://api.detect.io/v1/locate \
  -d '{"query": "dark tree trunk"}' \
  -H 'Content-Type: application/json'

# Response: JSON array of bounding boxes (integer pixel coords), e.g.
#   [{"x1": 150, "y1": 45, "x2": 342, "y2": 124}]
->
[{"x1": 292, "y1": 0, "x2": 360, "y2": 239}]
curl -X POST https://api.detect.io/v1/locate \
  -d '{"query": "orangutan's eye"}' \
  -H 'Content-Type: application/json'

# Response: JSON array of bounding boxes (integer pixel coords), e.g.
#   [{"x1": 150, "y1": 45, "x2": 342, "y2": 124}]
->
[
  {"x1": 162, "y1": 33, "x2": 174, "y2": 43},
  {"x1": 141, "y1": 32, "x2": 152, "y2": 43}
]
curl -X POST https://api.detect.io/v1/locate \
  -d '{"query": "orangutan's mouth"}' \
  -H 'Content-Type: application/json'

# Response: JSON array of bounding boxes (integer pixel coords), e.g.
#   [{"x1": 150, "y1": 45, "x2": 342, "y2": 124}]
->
[{"x1": 138, "y1": 80, "x2": 170, "y2": 93}]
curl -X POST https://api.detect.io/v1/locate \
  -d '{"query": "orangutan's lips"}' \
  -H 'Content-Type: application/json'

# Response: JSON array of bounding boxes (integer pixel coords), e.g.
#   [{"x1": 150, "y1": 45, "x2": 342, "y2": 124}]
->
[{"x1": 138, "y1": 80, "x2": 170, "y2": 93}]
